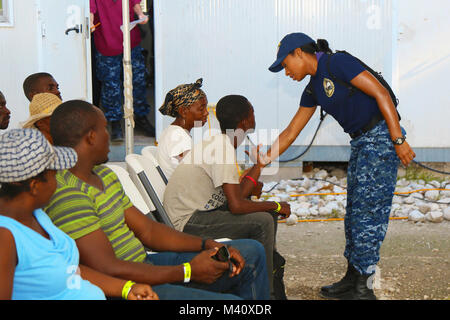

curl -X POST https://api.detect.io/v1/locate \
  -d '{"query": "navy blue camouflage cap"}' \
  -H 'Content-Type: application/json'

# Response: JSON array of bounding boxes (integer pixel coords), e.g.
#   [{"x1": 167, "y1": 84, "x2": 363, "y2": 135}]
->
[
  {"x1": 0, "y1": 129, "x2": 77, "y2": 183},
  {"x1": 269, "y1": 33, "x2": 315, "y2": 72}
]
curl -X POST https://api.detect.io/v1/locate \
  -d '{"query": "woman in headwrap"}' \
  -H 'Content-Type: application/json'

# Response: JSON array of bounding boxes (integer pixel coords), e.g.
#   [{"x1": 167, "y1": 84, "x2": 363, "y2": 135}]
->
[{"x1": 156, "y1": 78, "x2": 209, "y2": 179}]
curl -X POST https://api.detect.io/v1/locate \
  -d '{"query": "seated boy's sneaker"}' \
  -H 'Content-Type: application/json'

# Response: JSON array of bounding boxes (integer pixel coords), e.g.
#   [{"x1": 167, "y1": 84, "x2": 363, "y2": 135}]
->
[
  {"x1": 135, "y1": 116, "x2": 155, "y2": 137},
  {"x1": 110, "y1": 120, "x2": 123, "y2": 141}
]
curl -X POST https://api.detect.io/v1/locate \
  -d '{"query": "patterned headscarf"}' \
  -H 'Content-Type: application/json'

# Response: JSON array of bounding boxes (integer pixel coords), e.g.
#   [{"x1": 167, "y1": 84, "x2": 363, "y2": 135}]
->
[{"x1": 159, "y1": 78, "x2": 206, "y2": 118}]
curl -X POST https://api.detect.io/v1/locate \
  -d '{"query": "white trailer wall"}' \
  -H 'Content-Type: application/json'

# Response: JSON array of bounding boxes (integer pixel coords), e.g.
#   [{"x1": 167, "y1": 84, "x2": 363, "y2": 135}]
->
[
  {"x1": 397, "y1": 0, "x2": 450, "y2": 151},
  {"x1": 152, "y1": 0, "x2": 449, "y2": 162},
  {"x1": 0, "y1": 0, "x2": 91, "y2": 131}
]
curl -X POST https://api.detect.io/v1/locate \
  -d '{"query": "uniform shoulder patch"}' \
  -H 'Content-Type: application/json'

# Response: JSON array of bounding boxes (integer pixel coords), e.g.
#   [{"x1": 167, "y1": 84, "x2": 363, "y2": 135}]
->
[{"x1": 323, "y1": 78, "x2": 335, "y2": 98}]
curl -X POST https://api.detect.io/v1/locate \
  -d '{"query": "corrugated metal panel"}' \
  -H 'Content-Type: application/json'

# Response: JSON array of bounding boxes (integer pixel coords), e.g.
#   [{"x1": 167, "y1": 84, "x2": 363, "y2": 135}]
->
[
  {"x1": 154, "y1": 0, "x2": 394, "y2": 148},
  {"x1": 154, "y1": 0, "x2": 278, "y2": 141},
  {"x1": 397, "y1": 0, "x2": 450, "y2": 148}
]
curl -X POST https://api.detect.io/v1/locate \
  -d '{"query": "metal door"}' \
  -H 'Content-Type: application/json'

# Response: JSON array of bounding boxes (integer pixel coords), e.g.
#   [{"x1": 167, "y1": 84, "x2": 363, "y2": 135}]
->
[{"x1": 37, "y1": 0, "x2": 92, "y2": 101}]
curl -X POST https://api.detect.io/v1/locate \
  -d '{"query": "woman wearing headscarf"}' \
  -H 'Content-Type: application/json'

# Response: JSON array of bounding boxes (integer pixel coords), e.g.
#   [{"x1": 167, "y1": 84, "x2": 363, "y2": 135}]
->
[
  {"x1": 156, "y1": 78, "x2": 209, "y2": 179},
  {"x1": 265, "y1": 33, "x2": 416, "y2": 300}
]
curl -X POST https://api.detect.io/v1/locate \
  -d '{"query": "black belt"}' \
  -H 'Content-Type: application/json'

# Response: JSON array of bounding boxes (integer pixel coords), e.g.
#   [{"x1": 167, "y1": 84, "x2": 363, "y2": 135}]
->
[{"x1": 349, "y1": 113, "x2": 384, "y2": 139}]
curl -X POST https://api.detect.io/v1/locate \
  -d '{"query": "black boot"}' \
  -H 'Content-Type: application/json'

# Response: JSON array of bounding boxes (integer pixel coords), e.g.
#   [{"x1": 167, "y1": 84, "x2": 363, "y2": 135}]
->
[
  {"x1": 110, "y1": 120, "x2": 123, "y2": 141},
  {"x1": 135, "y1": 115, "x2": 155, "y2": 137},
  {"x1": 320, "y1": 263, "x2": 357, "y2": 299},
  {"x1": 348, "y1": 272, "x2": 377, "y2": 300},
  {"x1": 272, "y1": 251, "x2": 287, "y2": 300}
]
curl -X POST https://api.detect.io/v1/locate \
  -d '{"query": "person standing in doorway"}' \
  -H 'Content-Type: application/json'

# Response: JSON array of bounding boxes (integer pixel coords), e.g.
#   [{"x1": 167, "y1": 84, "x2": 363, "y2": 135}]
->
[
  {"x1": 266, "y1": 33, "x2": 416, "y2": 300},
  {"x1": 90, "y1": 0, "x2": 155, "y2": 141}
]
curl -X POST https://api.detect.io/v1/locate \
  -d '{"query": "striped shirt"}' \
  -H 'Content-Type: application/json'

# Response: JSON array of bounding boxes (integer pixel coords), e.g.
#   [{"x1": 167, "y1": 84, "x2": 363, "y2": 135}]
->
[{"x1": 45, "y1": 165, "x2": 147, "y2": 263}]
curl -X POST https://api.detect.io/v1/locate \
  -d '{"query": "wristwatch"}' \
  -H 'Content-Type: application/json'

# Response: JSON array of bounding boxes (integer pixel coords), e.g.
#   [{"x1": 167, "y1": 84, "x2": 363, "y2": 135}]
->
[{"x1": 392, "y1": 136, "x2": 406, "y2": 145}]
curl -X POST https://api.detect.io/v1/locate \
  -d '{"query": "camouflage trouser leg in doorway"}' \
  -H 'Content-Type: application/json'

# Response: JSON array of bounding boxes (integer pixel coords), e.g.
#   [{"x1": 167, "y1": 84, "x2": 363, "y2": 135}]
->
[
  {"x1": 344, "y1": 121, "x2": 404, "y2": 275},
  {"x1": 95, "y1": 46, "x2": 150, "y2": 122}
]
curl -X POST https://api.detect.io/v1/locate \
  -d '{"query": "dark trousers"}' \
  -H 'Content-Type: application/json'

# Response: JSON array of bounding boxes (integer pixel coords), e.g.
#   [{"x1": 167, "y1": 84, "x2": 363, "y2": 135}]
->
[{"x1": 183, "y1": 206, "x2": 278, "y2": 294}]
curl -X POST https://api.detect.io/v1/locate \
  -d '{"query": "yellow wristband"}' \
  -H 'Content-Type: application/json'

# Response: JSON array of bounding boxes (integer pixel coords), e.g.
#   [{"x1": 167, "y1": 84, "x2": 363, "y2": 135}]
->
[
  {"x1": 183, "y1": 263, "x2": 191, "y2": 283},
  {"x1": 121, "y1": 280, "x2": 136, "y2": 300},
  {"x1": 273, "y1": 201, "x2": 281, "y2": 213}
]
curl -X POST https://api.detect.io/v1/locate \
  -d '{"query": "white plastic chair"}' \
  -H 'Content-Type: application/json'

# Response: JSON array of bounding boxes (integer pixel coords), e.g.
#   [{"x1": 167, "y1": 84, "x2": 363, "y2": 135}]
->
[
  {"x1": 105, "y1": 164, "x2": 157, "y2": 222},
  {"x1": 125, "y1": 154, "x2": 174, "y2": 228},
  {"x1": 141, "y1": 146, "x2": 168, "y2": 184}
]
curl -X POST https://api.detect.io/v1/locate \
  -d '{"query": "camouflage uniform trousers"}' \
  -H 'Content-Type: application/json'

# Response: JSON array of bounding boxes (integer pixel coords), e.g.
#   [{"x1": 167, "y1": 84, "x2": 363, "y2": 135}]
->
[
  {"x1": 95, "y1": 45, "x2": 150, "y2": 122},
  {"x1": 344, "y1": 120, "x2": 404, "y2": 275}
]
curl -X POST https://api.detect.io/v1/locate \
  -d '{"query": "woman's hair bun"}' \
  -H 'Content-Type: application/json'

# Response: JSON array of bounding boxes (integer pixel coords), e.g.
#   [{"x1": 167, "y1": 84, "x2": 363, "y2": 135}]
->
[{"x1": 316, "y1": 39, "x2": 332, "y2": 54}]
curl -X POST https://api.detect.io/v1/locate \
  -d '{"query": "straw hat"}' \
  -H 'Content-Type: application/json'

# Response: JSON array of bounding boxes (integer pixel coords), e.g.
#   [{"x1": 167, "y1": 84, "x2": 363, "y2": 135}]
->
[
  {"x1": 0, "y1": 129, "x2": 77, "y2": 183},
  {"x1": 21, "y1": 93, "x2": 62, "y2": 128}
]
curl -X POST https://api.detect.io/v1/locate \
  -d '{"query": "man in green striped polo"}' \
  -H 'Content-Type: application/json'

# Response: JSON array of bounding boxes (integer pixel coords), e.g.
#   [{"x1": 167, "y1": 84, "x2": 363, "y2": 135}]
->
[{"x1": 45, "y1": 100, "x2": 270, "y2": 300}]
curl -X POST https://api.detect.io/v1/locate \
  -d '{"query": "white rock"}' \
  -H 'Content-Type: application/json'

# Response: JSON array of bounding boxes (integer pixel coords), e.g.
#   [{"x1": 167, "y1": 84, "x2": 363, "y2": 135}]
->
[
  {"x1": 285, "y1": 185, "x2": 297, "y2": 193},
  {"x1": 262, "y1": 182, "x2": 278, "y2": 192},
  {"x1": 317, "y1": 199, "x2": 326, "y2": 208},
  {"x1": 425, "y1": 190, "x2": 440, "y2": 201},
  {"x1": 296, "y1": 187, "x2": 307, "y2": 194},
  {"x1": 404, "y1": 196, "x2": 416, "y2": 204},
  {"x1": 333, "y1": 186, "x2": 345, "y2": 194},
  {"x1": 395, "y1": 208, "x2": 410, "y2": 218},
  {"x1": 440, "y1": 190, "x2": 450, "y2": 198},
  {"x1": 397, "y1": 178, "x2": 409, "y2": 187},
  {"x1": 443, "y1": 207, "x2": 450, "y2": 221},
  {"x1": 326, "y1": 201, "x2": 340, "y2": 211},
  {"x1": 392, "y1": 196, "x2": 403, "y2": 204},
  {"x1": 396, "y1": 187, "x2": 412, "y2": 194},
  {"x1": 309, "y1": 196, "x2": 320, "y2": 205},
  {"x1": 424, "y1": 184, "x2": 435, "y2": 190},
  {"x1": 328, "y1": 176, "x2": 339, "y2": 184},
  {"x1": 409, "y1": 183, "x2": 425, "y2": 190},
  {"x1": 286, "y1": 180, "x2": 299, "y2": 187},
  {"x1": 295, "y1": 207, "x2": 310, "y2": 217},
  {"x1": 310, "y1": 208, "x2": 319, "y2": 216},
  {"x1": 298, "y1": 202, "x2": 311, "y2": 209},
  {"x1": 413, "y1": 193, "x2": 424, "y2": 200},
  {"x1": 314, "y1": 169, "x2": 328, "y2": 180},
  {"x1": 391, "y1": 204, "x2": 402, "y2": 217},
  {"x1": 315, "y1": 181, "x2": 326, "y2": 189},
  {"x1": 319, "y1": 206, "x2": 332, "y2": 216},
  {"x1": 285, "y1": 213, "x2": 298, "y2": 226},
  {"x1": 428, "y1": 211, "x2": 444, "y2": 223},
  {"x1": 418, "y1": 203, "x2": 431, "y2": 214},
  {"x1": 301, "y1": 178, "x2": 312, "y2": 189},
  {"x1": 277, "y1": 193, "x2": 290, "y2": 202},
  {"x1": 409, "y1": 210, "x2": 425, "y2": 222},
  {"x1": 429, "y1": 180, "x2": 441, "y2": 188},
  {"x1": 267, "y1": 196, "x2": 281, "y2": 202},
  {"x1": 429, "y1": 203, "x2": 440, "y2": 212}
]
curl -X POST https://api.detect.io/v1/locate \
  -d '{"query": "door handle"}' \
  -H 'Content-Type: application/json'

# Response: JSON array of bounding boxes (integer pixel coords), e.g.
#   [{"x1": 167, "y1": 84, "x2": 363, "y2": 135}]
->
[{"x1": 65, "y1": 24, "x2": 81, "y2": 35}]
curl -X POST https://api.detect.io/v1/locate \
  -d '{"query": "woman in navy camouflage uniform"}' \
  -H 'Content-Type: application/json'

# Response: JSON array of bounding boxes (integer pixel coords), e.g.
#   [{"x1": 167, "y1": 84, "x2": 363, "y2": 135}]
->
[{"x1": 266, "y1": 33, "x2": 416, "y2": 300}]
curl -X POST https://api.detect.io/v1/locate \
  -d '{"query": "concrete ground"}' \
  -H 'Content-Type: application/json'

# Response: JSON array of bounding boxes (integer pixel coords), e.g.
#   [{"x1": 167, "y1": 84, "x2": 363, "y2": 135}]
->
[{"x1": 277, "y1": 219, "x2": 450, "y2": 300}]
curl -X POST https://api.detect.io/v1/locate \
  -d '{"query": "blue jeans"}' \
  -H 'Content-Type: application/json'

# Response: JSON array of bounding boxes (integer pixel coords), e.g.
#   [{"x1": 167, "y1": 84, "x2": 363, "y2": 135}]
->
[
  {"x1": 145, "y1": 239, "x2": 270, "y2": 300},
  {"x1": 345, "y1": 121, "x2": 402, "y2": 275}
]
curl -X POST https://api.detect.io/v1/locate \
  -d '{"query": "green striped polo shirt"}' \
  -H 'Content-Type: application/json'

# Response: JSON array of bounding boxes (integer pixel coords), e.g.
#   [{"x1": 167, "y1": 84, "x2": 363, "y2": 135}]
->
[{"x1": 45, "y1": 165, "x2": 147, "y2": 263}]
